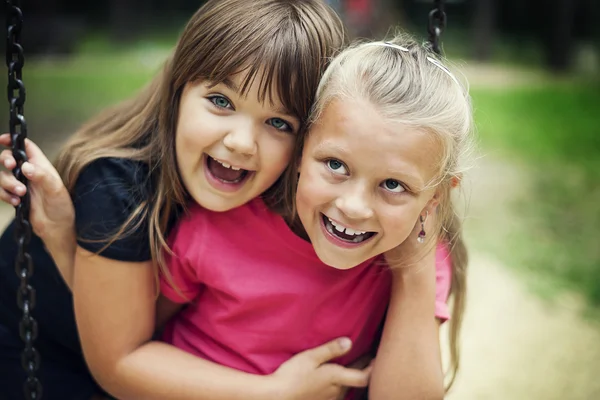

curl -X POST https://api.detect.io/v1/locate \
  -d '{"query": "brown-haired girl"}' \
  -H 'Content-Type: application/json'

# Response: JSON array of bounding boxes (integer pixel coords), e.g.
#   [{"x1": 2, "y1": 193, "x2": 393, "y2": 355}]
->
[{"x1": 0, "y1": 1, "x2": 352, "y2": 398}]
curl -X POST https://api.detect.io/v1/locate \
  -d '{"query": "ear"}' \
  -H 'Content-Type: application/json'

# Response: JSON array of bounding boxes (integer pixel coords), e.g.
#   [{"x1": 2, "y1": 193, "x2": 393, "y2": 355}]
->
[
  {"x1": 450, "y1": 173, "x2": 462, "y2": 189},
  {"x1": 425, "y1": 188, "x2": 441, "y2": 212}
]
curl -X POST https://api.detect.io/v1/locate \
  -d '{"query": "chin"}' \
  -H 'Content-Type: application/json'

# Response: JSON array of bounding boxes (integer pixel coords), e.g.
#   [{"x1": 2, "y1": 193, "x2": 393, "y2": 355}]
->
[
  {"x1": 191, "y1": 194, "x2": 235, "y2": 213},
  {"x1": 314, "y1": 249, "x2": 363, "y2": 270}
]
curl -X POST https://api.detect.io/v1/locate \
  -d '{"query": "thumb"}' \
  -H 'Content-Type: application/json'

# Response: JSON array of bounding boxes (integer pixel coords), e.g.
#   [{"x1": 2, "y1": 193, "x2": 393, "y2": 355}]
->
[
  {"x1": 24, "y1": 139, "x2": 54, "y2": 169},
  {"x1": 21, "y1": 139, "x2": 64, "y2": 193},
  {"x1": 21, "y1": 161, "x2": 64, "y2": 195},
  {"x1": 299, "y1": 337, "x2": 352, "y2": 366}
]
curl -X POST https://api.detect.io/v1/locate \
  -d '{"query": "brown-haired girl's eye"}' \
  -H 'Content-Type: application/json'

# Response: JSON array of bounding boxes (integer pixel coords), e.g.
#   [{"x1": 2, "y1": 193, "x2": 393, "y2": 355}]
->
[
  {"x1": 268, "y1": 117, "x2": 292, "y2": 132},
  {"x1": 208, "y1": 95, "x2": 233, "y2": 110}
]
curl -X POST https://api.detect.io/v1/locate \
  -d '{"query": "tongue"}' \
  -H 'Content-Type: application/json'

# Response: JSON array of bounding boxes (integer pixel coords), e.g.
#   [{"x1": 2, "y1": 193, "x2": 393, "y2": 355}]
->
[{"x1": 208, "y1": 157, "x2": 245, "y2": 182}]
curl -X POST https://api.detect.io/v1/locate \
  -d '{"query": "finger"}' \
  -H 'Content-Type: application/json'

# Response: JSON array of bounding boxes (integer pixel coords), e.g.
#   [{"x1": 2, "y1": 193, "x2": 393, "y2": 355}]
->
[
  {"x1": 346, "y1": 354, "x2": 373, "y2": 370},
  {"x1": 21, "y1": 161, "x2": 64, "y2": 196},
  {"x1": 0, "y1": 170, "x2": 26, "y2": 196},
  {"x1": 0, "y1": 149, "x2": 16, "y2": 170},
  {"x1": 23, "y1": 139, "x2": 54, "y2": 170},
  {"x1": 0, "y1": 187, "x2": 20, "y2": 206},
  {"x1": 0, "y1": 133, "x2": 10, "y2": 147},
  {"x1": 298, "y1": 337, "x2": 352, "y2": 366},
  {"x1": 20, "y1": 140, "x2": 64, "y2": 192},
  {"x1": 322, "y1": 364, "x2": 370, "y2": 388},
  {"x1": 2, "y1": 137, "x2": 53, "y2": 172}
]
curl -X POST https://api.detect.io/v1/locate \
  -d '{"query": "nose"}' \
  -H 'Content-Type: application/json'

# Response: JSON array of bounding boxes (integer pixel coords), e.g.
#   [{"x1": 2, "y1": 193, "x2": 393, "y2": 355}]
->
[
  {"x1": 334, "y1": 185, "x2": 374, "y2": 220},
  {"x1": 223, "y1": 122, "x2": 258, "y2": 156}
]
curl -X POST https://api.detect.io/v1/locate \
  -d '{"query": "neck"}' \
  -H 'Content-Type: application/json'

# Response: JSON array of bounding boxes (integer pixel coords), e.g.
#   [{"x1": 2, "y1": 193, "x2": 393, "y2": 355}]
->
[{"x1": 285, "y1": 215, "x2": 311, "y2": 242}]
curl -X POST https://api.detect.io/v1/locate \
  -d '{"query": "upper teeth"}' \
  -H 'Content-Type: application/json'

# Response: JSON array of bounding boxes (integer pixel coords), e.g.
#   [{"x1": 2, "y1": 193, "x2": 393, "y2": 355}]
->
[
  {"x1": 326, "y1": 216, "x2": 366, "y2": 236},
  {"x1": 216, "y1": 159, "x2": 240, "y2": 171}
]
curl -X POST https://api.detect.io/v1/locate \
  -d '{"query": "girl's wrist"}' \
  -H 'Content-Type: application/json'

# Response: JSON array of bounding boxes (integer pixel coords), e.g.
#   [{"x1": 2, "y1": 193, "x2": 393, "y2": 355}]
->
[
  {"x1": 258, "y1": 375, "x2": 290, "y2": 400},
  {"x1": 43, "y1": 227, "x2": 77, "y2": 288}
]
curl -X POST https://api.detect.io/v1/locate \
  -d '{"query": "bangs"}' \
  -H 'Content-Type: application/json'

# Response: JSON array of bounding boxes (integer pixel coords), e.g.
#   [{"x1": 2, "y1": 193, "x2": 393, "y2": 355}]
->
[
  {"x1": 181, "y1": 6, "x2": 323, "y2": 128},
  {"x1": 207, "y1": 29, "x2": 311, "y2": 125},
  {"x1": 231, "y1": 37, "x2": 302, "y2": 121}
]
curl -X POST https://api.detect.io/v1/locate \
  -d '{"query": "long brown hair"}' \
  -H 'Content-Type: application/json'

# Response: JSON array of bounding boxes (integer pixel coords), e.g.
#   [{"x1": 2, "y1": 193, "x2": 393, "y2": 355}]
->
[{"x1": 54, "y1": 0, "x2": 345, "y2": 280}]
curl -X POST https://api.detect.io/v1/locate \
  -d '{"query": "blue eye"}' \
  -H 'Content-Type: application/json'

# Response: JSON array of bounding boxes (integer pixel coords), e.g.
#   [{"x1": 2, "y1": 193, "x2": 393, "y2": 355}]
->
[
  {"x1": 382, "y1": 179, "x2": 405, "y2": 193},
  {"x1": 326, "y1": 159, "x2": 347, "y2": 174},
  {"x1": 208, "y1": 95, "x2": 233, "y2": 109},
  {"x1": 268, "y1": 117, "x2": 291, "y2": 132}
]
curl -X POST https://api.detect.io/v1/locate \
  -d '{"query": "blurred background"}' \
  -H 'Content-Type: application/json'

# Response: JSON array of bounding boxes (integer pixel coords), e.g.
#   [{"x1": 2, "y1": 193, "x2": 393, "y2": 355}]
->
[{"x1": 1, "y1": 0, "x2": 599, "y2": 399}]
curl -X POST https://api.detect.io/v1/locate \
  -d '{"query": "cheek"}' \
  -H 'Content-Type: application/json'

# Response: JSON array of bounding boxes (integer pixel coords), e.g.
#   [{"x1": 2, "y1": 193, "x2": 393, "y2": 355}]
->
[
  {"x1": 174, "y1": 123, "x2": 188, "y2": 168},
  {"x1": 177, "y1": 115, "x2": 206, "y2": 149},
  {"x1": 174, "y1": 121, "x2": 199, "y2": 173},
  {"x1": 261, "y1": 135, "x2": 294, "y2": 165},
  {"x1": 380, "y1": 206, "x2": 420, "y2": 245},
  {"x1": 297, "y1": 162, "x2": 331, "y2": 206}
]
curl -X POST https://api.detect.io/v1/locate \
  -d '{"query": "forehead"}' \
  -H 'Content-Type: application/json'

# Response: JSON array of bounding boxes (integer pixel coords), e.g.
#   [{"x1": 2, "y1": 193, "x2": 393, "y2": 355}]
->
[{"x1": 309, "y1": 99, "x2": 441, "y2": 186}]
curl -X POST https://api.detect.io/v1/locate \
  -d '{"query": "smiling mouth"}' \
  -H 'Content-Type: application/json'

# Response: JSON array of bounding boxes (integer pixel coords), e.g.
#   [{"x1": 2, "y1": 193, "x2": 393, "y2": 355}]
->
[
  {"x1": 206, "y1": 155, "x2": 249, "y2": 183},
  {"x1": 321, "y1": 214, "x2": 376, "y2": 244}
]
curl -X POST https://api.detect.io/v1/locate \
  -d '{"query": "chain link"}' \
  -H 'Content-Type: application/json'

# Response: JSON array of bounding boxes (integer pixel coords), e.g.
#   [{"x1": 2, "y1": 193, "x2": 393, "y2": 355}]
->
[
  {"x1": 427, "y1": 0, "x2": 447, "y2": 55},
  {"x1": 6, "y1": 1, "x2": 43, "y2": 398}
]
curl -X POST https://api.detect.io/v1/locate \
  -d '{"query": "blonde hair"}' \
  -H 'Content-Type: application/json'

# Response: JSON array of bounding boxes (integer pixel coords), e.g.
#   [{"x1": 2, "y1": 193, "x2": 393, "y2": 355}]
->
[
  {"x1": 282, "y1": 32, "x2": 474, "y2": 390},
  {"x1": 53, "y1": 0, "x2": 345, "y2": 285}
]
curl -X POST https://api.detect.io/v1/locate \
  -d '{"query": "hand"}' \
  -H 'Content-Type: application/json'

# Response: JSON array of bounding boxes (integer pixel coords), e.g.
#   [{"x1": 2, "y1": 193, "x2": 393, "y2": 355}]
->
[
  {"x1": 271, "y1": 337, "x2": 371, "y2": 400},
  {"x1": 0, "y1": 134, "x2": 74, "y2": 240}
]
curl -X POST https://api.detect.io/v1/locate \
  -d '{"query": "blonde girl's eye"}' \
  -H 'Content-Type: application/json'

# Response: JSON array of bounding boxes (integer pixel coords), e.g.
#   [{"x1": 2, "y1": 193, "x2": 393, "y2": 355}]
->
[
  {"x1": 382, "y1": 179, "x2": 405, "y2": 193},
  {"x1": 326, "y1": 159, "x2": 348, "y2": 175}
]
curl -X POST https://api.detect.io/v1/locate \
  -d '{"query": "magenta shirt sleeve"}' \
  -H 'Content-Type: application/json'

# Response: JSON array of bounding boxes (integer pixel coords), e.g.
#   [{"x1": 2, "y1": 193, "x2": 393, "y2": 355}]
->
[
  {"x1": 159, "y1": 216, "x2": 204, "y2": 304},
  {"x1": 434, "y1": 242, "x2": 453, "y2": 322}
]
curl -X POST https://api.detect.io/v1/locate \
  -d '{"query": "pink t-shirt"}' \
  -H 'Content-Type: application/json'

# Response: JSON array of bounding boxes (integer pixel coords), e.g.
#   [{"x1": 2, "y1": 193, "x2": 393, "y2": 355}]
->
[{"x1": 160, "y1": 198, "x2": 452, "y2": 376}]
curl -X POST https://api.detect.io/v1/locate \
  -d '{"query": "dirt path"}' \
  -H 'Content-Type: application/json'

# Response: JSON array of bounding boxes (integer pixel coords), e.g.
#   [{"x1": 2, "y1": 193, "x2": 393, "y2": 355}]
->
[
  {"x1": 442, "y1": 153, "x2": 600, "y2": 399},
  {"x1": 445, "y1": 251, "x2": 600, "y2": 400}
]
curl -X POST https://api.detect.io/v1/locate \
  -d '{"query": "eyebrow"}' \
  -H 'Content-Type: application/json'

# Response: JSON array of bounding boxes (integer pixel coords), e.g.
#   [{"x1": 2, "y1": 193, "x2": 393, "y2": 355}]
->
[
  {"x1": 313, "y1": 142, "x2": 351, "y2": 157},
  {"x1": 221, "y1": 78, "x2": 240, "y2": 93}
]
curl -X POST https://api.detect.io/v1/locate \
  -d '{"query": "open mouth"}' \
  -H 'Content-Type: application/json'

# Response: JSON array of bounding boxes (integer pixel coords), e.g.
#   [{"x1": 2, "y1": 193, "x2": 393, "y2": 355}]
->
[
  {"x1": 321, "y1": 213, "x2": 376, "y2": 244},
  {"x1": 206, "y1": 155, "x2": 251, "y2": 184}
]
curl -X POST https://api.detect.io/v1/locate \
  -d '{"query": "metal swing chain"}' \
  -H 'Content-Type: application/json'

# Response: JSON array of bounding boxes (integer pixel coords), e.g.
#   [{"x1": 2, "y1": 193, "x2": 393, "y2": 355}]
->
[
  {"x1": 427, "y1": 0, "x2": 447, "y2": 56},
  {"x1": 6, "y1": 1, "x2": 43, "y2": 399}
]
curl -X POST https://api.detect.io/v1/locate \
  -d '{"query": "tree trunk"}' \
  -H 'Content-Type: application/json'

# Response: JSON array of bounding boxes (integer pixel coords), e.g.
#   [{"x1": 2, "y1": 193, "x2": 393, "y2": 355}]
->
[
  {"x1": 109, "y1": 0, "x2": 148, "y2": 42},
  {"x1": 543, "y1": 0, "x2": 577, "y2": 72},
  {"x1": 472, "y1": 0, "x2": 496, "y2": 61}
]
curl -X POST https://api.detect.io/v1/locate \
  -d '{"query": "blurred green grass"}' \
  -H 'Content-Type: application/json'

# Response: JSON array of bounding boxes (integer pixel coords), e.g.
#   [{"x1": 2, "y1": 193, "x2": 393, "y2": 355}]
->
[
  {"x1": 473, "y1": 84, "x2": 600, "y2": 166},
  {"x1": 1, "y1": 36, "x2": 171, "y2": 131}
]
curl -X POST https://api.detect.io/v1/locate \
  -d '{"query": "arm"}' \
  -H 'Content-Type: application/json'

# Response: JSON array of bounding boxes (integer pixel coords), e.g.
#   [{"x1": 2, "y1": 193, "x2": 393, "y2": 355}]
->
[{"x1": 368, "y1": 245, "x2": 445, "y2": 400}]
